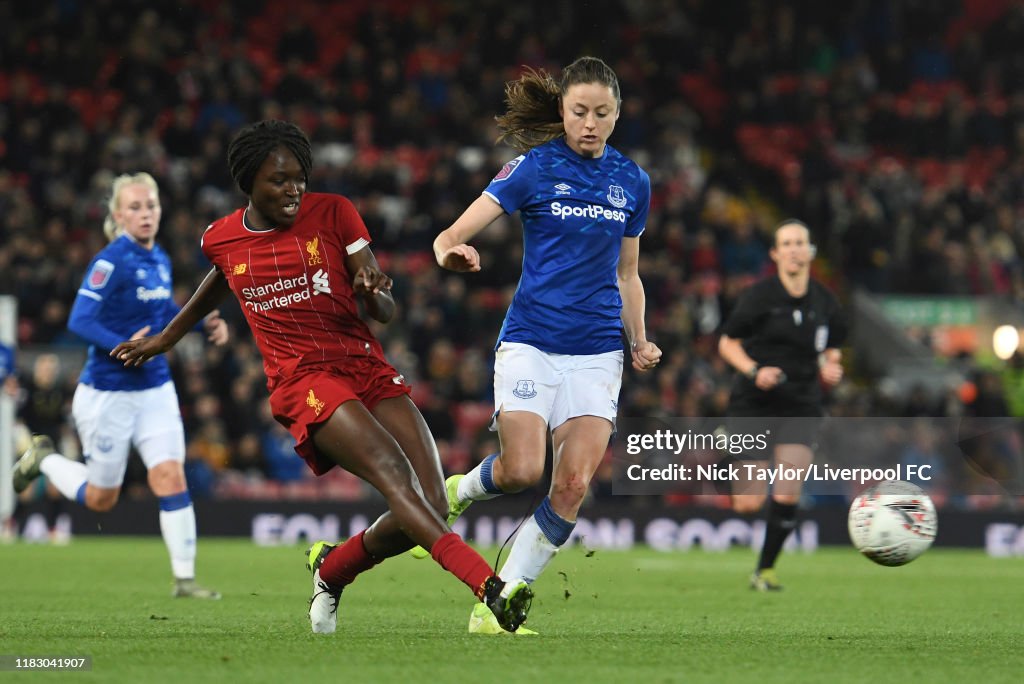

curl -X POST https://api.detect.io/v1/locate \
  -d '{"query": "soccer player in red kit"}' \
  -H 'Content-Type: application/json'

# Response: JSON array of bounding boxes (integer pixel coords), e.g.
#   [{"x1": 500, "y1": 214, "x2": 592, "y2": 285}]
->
[{"x1": 112, "y1": 120, "x2": 533, "y2": 634}]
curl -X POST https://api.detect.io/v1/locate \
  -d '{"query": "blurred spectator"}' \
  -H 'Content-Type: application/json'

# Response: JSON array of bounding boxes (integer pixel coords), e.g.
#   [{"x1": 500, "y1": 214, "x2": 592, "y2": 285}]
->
[{"x1": 262, "y1": 417, "x2": 309, "y2": 483}]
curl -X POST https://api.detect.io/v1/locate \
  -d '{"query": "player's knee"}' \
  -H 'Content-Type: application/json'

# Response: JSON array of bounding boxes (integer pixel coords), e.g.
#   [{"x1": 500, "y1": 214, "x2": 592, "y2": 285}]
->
[
  {"x1": 496, "y1": 457, "x2": 544, "y2": 492},
  {"x1": 366, "y1": 448, "x2": 419, "y2": 493},
  {"x1": 772, "y1": 492, "x2": 800, "y2": 507},
  {"x1": 86, "y1": 489, "x2": 119, "y2": 512},
  {"x1": 423, "y1": 484, "x2": 448, "y2": 518},
  {"x1": 147, "y1": 461, "x2": 186, "y2": 495},
  {"x1": 732, "y1": 495, "x2": 765, "y2": 515},
  {"x1": 549, "y1": 474, "x2": 590, "y2": 507}
]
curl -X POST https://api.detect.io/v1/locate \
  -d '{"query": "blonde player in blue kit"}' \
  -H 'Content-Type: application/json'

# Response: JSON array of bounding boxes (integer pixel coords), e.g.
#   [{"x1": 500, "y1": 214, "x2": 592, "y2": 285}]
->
[
  {"x1": 411, "y1": 56, "x2": 662, "y2": 633},
  {"x1": 11, "y1": 172, "x2": 228, "y2": 598}
]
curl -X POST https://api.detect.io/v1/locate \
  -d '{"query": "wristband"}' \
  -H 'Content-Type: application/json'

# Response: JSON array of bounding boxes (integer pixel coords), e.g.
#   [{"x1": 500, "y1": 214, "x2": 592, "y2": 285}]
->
[{"x1": 745, "y1": 364, "x2": 758, "y2": 380}]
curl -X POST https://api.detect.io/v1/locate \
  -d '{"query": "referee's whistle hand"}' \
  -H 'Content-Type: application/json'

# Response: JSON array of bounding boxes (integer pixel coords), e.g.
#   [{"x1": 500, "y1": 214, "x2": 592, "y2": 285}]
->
[
  {"x1": 820, "y1": 361, "x2": 843, "y2": 386},
  {"x1": 755, "y1": 366, "x2": 785, "y2": 390}
]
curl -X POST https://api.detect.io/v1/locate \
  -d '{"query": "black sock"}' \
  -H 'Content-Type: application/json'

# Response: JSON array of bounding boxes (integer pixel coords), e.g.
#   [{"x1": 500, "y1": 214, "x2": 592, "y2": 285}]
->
[
  {"x1": 45, "y1": 495, "x2": 64, "y2": 530},
  {"x1": 757, "y1": 499, "x2": 798, "y2": 571},
  {"x1": 7, "y1": 500, "x2": 26, "y2": 534}
]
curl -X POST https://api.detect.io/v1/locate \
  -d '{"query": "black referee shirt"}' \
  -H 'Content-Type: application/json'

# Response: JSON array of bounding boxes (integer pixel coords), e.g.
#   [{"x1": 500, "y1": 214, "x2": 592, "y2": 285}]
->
[{"x1": 722, "y1": 276, "x2": 847, "y2": 414}]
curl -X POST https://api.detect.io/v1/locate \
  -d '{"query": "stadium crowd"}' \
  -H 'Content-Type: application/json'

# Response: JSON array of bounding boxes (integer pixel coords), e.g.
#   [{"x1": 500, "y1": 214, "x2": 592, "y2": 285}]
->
[{"x1": 3, "y1": 0, "x2": 1024, "y2": 507}]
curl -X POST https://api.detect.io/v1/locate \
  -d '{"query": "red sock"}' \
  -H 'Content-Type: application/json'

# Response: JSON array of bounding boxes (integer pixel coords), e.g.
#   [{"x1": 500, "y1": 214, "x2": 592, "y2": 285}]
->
[
  {"x1": 318, "y1": 530, "x2": 381, "y2": 587},
  {"x1": 430, "y1": 532, "x2": 494, "y2": 599}
]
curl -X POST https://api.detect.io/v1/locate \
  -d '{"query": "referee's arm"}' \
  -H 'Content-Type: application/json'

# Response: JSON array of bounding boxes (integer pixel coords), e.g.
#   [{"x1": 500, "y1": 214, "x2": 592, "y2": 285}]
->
[
  {"x1": 818, "y1": 348, "x2": 844, "y2": 386},
  {"x1": 718, "y1": 335, "x2": 784, "y2": 390}
]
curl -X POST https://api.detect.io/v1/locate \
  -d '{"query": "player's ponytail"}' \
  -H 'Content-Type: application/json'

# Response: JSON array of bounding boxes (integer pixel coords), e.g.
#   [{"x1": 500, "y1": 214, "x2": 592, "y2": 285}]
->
[
  {"x1": 495, "y1": 67, "x2": 562, "y2": 152},
  {"x1": 496, "y1": 57, "x2": 621, "y2": 153},
  {"x1": 103, "y1": 172, "x2": 159, "y2": 242}
]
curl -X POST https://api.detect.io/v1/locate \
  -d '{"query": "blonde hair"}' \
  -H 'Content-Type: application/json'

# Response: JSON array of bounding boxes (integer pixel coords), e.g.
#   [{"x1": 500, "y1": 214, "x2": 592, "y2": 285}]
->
[
  {"x1": 103, "y1": 172, "x2": 160, "y2": 242},
  {"x1": 495, "y1": 56, "x2": 621, "y2": 153}
]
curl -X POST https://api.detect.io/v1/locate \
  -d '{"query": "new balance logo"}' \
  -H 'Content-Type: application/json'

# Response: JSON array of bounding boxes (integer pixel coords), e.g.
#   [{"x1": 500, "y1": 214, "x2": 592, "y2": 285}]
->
[
  {"x1": 233, "y1": 263, "x2": 247, "y2": 275},
  {"x1": 312, "y1": 269, "x2": 331, "y2": 295}
]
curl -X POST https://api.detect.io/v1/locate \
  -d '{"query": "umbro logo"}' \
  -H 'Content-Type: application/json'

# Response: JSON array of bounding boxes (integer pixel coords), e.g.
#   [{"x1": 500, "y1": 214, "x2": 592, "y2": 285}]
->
[{"x1": 554, "y1": 183, "x2": 573, "y2": 195}]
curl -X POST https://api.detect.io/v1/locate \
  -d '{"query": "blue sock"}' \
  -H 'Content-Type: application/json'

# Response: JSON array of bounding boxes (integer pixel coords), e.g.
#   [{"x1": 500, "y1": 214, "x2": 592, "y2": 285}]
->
[
  {"x1": 533, "y1": 496, "x2": 576, "y2": 546},
  {"x1": 479, "y1": 453, "x2": 502, "y2": 495},
  {"x1": 159, "y1": 491, "x2": 192, "y2": 512},
  {"x1": 158, "y1": 490, "x2": 197, "y2": 580}
]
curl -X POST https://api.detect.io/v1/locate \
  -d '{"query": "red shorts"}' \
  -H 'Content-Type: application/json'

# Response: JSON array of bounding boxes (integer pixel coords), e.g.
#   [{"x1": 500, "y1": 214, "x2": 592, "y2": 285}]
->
[{"x1": 268, "y1": 358, "x2": 412, "y2": 476}]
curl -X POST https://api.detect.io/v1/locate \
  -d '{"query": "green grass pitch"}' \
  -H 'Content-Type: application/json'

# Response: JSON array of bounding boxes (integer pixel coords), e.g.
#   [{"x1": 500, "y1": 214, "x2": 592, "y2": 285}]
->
[{"x1": 1, "y1": 538, "x2": 1022, "y2": 683}]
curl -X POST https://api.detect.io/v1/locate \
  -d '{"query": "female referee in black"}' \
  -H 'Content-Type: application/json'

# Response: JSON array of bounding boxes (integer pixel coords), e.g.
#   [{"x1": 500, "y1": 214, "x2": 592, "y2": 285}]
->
[{"x1": 718, "y1": 219, "x2": 846, "y2": 591}]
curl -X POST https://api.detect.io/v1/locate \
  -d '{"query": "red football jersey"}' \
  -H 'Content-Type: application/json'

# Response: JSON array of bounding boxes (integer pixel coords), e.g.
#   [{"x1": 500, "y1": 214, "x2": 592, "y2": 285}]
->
[{"x1": 202, "y1": 193, "x2": 386, "y2": 389}]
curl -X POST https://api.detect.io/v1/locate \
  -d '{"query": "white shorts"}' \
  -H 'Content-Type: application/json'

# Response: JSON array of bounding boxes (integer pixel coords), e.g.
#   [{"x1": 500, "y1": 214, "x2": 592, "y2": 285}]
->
[
  {"x1": 492, "y1": 341, "x2": 623, "y2": 431},
  {"x1": 71, "y1": 381, "x2": 186, "y2": 488}
]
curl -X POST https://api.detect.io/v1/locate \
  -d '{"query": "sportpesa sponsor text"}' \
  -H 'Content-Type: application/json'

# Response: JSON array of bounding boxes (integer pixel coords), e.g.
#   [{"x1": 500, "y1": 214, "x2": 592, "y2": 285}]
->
[
  {"x1": 550, "y1": 201, "x2": 627, "y2": 223},
  {"x1": 135, "y1": 286, "x2": 171, "y2": 302}
]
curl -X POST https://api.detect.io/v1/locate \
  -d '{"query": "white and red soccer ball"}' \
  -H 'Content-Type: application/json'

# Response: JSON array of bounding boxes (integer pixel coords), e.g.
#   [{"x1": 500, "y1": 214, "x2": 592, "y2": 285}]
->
[{"x1": 848, "y1": 480, "x2": 938, "y2": 566}]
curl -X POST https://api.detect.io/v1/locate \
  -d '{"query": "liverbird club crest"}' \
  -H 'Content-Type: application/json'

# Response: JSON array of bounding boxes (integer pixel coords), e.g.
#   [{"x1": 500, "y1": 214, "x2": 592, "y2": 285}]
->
[
  {"x1": 306, "y1": 389, "x2": 326, "y2": 415},
  {"x1": 306, "y1": 237, "x2": 323, "y2": 265}
]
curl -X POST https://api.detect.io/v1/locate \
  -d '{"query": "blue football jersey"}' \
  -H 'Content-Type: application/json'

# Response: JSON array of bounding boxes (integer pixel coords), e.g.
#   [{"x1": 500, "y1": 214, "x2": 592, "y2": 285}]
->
[
  {"x1": 69, "y1": 236, "x2": 179, "y2": 391},
  {"x1": 484, "y1": 137, "x2": 650, "y2": 354}
]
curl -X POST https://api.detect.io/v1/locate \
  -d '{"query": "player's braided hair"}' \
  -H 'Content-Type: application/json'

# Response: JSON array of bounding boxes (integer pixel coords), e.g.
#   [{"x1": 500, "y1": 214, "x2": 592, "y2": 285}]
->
[
  {"x1": 496, "y1": 56, "x2": 621, "y2": 153},
  {"x1": 227, "y1": 120, "x2": 312, "y2": 195}
]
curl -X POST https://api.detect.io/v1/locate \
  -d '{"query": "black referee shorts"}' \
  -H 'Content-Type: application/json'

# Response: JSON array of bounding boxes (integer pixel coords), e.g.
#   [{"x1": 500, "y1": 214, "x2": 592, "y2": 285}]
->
[{"x1": 723, "y1": 407, "x2": 823, "y2": 458}]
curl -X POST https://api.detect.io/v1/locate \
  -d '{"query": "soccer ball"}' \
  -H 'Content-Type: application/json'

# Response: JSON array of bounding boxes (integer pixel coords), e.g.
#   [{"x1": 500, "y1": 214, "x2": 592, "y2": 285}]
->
[{"x1": 848, "y1": 480, "x2": 937, "y2": 566}]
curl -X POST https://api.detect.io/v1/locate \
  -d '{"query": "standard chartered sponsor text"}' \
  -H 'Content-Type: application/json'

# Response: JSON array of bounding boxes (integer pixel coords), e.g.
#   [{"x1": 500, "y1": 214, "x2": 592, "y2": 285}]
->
[{"x1": 243, "y1": 273, "x2": 311, "y2": 312}]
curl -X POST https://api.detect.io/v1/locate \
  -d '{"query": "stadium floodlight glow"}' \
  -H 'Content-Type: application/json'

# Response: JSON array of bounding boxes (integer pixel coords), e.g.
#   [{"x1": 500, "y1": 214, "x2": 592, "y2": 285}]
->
[{"x1": 992, "y1": 324, "x2": 1019, "y2": 360}]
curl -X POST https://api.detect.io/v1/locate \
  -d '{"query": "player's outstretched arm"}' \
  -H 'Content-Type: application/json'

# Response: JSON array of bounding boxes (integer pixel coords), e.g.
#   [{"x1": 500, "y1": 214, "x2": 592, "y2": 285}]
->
[
  {"x1": 347, "y1": 246, "x2": 395, "y2": 324},
  {"x1": 112, "y1": 267, "x2": 232, "y2": 366},
  {"x1": 617, "y1": 236, "x2": 661, "y2": 371},
  {"x1": 433, "y1": 195, "x2": 504, "y2": 272}
]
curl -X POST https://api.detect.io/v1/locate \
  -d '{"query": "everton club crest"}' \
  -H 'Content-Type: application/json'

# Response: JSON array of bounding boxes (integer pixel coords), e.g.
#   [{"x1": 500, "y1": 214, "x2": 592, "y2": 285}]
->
[{"x1": 607, "y1": 184, "x2": 627, "y2": 208}]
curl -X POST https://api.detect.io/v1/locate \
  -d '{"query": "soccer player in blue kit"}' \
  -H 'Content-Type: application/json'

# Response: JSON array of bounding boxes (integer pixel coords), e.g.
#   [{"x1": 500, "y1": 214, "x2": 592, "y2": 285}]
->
[
  {"x1": 12, "y1": 172, "x2": 228, "y2": 598},
  {"x1": 416, "y1": 56, "x2": 662, "y2": 633}
]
